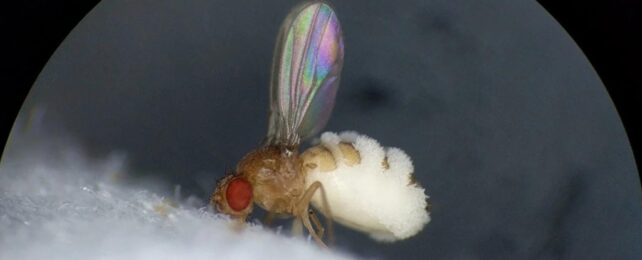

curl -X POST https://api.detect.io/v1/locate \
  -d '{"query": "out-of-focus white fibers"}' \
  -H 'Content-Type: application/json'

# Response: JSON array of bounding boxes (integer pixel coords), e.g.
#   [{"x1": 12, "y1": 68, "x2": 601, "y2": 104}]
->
[
  {"x1": 304, "y1": 131, "x2": 430, "y2": 242},
  {"x1": 0, "y1": 134, "x2": 352, "y2": 260}
]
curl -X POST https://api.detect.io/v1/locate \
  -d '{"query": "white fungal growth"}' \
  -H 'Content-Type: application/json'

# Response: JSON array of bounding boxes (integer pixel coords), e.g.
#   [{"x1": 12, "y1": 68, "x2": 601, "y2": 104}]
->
[
  {"x1": 0, "y1": 131, "x2": 354, "y2": 260},
  {"x1": 302, "y1": 131, "x2": 430, "y2": 242}
]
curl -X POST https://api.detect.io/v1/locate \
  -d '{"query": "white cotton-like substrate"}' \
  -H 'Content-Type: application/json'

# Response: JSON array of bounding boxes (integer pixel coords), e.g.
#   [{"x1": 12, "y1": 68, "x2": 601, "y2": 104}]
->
[
  {"x1": 0, "y1": 136, "x2": 352, "y2": 260},
  {"x1": 305, "y1": 131, "x2": 430, "y2": 242}
]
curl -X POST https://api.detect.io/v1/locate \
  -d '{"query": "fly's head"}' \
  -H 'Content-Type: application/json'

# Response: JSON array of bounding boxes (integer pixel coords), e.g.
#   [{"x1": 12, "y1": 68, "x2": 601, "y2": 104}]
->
[{"x1": 211, "y1": 174, "x2": 254, "y2": 219}]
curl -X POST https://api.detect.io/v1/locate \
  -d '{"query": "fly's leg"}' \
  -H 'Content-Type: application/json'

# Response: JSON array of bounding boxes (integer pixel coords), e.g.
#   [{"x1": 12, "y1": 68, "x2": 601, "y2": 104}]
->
[
  {"x1": 300, "y1": 211, "x2": 326, "y2": 248},
  {"x1": 295, "y1": 181, "x2": 333, "y2": 248},
  {"x1": 313, "y1": 182, "x2": 334, "y2": 245},
  {"x1": 231, "y1": 215, "x2": 248, "y2": 233},
  {"x1": 291, "y1": 218, "x2": 303, "y2": 237},
  {"x1": 308, "y1": 209, "x2": 325, "y2": 240}
]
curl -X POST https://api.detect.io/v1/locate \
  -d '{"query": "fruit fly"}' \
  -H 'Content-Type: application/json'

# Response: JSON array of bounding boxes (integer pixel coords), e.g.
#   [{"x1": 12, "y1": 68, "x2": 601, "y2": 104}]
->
[{"x1": 210, "y1": 1, "x2": 343, "y2": 248}]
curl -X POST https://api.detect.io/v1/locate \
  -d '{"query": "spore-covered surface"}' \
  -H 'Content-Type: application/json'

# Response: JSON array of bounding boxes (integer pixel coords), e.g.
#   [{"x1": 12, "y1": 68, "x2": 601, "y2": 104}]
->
[
  {"x1": 2, "y1": 0, "x2": 642, "y2": 259},
  {"x1": 0, "y1": 129, "x2": 352, "y2": 260}
]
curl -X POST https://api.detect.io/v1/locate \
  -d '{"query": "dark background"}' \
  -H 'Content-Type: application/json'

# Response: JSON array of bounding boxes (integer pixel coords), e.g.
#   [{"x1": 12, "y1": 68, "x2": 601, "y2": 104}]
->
[
  {"x1": 2, "y1": 1, "x2": 641, "y2": 259},
  {"x1": 2, "y1": 1, "x2": 641, "y2": 178}
]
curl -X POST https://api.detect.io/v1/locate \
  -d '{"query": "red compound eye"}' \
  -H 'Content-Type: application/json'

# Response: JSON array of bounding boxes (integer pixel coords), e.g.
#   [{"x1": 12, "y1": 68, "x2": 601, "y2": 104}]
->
[{"x1": 226, "y1": 177, "x2": 253, "y2": 211}]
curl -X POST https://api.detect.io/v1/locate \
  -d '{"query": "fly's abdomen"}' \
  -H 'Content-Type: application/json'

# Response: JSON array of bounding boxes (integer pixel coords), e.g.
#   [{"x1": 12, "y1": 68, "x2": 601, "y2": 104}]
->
[{"x1": 301, "y1": 131, "x2": 430, "y2": 242}]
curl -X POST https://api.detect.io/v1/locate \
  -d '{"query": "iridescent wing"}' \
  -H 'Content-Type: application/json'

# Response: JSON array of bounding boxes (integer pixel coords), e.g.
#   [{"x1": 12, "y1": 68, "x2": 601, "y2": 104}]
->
[{"x1": 266, "y1": 1, "x2": 344, "y2": 147}]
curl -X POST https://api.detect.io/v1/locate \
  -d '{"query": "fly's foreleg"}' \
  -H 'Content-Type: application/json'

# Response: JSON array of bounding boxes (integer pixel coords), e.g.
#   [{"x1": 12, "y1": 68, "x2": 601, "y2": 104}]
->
[{"x1": 295, "y1": 181, "x2": 334, "y2": 248}]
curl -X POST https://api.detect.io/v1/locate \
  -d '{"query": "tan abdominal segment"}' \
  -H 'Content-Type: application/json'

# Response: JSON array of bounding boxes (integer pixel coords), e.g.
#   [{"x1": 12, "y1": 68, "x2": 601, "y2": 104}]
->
[
  {"x1": 338, "y1": 142, "x2": 360, "y2": 166},
  {"x1": 301, "y1": 146, "x2": 337, "y2": 172},
  {"x1": 302, "y1": 142, "x2": 362, "y2": 172}
]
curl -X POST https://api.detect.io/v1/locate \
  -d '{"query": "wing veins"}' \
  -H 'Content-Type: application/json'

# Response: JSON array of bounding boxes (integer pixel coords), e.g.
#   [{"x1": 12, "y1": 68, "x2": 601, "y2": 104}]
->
[
  {"x1": 300, "y1": 11, "x2": 334, "y2": 128},
  {"x1": 291, "y1": 4, "x2": 322, "y2": 141}
]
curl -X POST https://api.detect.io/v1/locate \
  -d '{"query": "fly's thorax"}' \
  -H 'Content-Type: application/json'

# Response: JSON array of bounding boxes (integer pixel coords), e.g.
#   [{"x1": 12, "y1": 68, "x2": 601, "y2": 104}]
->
[{"x1": 236, "y1": 146, "x2": 306, "y2": 215}]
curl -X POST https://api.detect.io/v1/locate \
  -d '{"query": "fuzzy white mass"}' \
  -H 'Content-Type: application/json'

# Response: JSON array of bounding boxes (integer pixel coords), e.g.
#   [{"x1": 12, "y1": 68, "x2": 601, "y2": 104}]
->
[
  {"x1": 305, "y1": 131, "x2": 430, "y2": 242},
  {"x1": 0, "y1": 134, "x2": 352, "y2": 260}
]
